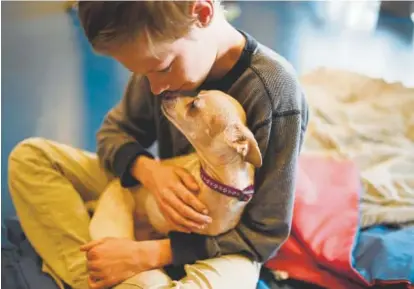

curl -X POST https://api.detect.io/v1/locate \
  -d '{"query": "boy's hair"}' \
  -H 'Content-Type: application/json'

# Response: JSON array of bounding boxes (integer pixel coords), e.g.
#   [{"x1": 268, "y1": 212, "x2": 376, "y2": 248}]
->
[{"x1": 77, "y1": 1, "x2": 223, "y2": 54}]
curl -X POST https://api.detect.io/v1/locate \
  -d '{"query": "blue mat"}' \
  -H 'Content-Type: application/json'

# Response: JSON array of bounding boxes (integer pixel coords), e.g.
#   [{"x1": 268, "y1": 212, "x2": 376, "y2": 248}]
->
[
  {"x1": 2, "y1": 217, "x2": 60, "y2": 289},
  {"x1": 353, "y1": 224, "x2": 414, "y2": 286}
]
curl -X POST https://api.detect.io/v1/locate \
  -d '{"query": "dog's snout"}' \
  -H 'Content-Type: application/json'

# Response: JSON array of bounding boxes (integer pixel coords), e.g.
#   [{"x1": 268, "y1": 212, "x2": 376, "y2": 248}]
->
[
  {"x1": 162, "y1": 91, "x2": 179, "y2": 100},
  {"x1": 162, "y1": 98, "x2": 177, "y2": 111}
]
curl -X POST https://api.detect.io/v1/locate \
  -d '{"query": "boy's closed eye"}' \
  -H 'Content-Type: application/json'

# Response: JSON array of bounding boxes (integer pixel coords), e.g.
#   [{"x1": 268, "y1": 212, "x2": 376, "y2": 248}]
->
[{"x1": 157, "y1": 61, "x2": 173, "y2": 73}]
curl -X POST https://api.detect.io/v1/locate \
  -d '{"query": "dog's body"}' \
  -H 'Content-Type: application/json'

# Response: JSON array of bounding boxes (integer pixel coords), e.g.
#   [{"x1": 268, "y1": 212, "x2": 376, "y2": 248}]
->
[
  {"x1": 90, "y1": 90, "x2": 262, "y2": 242},
  {"x1": 133, "y1": 152, "x2": 251, "y2": 239}
]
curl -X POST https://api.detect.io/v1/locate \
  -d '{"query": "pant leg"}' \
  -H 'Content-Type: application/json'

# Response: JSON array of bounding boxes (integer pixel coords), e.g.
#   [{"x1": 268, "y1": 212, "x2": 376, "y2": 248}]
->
[
  {"x1": 173, "y1": 254, "x2": 261, "y2": 289},
  {"x1": 8, "y1": 137, "x2": 110, "y2": 289},
  {"x1": 112, "y1": 254, "x2": 259, "y2": 289},
  {"x1": 113, "y1": 270, "x2": 174, "y2": 289}
]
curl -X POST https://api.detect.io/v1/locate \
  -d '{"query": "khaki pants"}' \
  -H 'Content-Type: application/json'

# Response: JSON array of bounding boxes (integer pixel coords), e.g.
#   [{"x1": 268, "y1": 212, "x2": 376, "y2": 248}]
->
[{"x1": 8, "y1": 137, "x2": 261, "y2": 289}]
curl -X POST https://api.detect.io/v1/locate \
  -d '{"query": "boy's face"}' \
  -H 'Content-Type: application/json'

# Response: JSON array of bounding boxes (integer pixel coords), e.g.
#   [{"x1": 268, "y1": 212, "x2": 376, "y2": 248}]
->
[{"x1": 109, "y1": 27, "x2": 217, "y2": 96}]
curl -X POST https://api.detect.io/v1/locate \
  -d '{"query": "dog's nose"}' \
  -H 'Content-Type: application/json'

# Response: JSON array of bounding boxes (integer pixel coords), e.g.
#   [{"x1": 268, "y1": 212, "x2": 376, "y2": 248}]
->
[{"x1": 162, "y1": 91, "x2": 179, "y2": 100}]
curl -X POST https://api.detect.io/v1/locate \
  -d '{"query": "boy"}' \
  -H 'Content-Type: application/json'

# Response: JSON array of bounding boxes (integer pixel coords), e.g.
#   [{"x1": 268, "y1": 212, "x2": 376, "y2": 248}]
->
[{"x1": 8, "y1": 1, "x2": 308, "y2": 288}]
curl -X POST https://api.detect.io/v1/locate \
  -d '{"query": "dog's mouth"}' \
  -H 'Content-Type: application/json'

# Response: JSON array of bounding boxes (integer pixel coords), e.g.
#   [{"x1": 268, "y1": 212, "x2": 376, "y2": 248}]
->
[
  {"x1": 161, "y1": 94, "x2": 181, "y2": 128},
  {"x1": 161, "y1": 92, "x2": 177, "y2": 107},
  {"x1": 161, "y1": 92, "x2": 179, "y2": 113},
  {"x1": 162, "y1": 91, "x2": 179, "y2": 101},
  {"x1": 161, "y1": 90, "x2": 199, "y2": 115}
]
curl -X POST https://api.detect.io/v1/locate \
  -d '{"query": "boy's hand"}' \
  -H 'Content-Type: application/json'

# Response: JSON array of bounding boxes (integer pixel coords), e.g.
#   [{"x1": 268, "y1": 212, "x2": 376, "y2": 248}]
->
[
  {"x1": 81, "y1": 238, "x2": 146, "y2": 289},
  {"x1": 80, "y1": 238, "x2": 172, "y2": 289},
  {"x1": 132, "y1": 156, "x2": 212, "y2": 232}
]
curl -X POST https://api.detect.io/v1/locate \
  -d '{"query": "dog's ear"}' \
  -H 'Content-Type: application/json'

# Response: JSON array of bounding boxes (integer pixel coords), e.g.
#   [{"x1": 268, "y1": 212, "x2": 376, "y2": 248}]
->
[{"x1": 224, "y1": 123, "x2": 263, "y2": 168}]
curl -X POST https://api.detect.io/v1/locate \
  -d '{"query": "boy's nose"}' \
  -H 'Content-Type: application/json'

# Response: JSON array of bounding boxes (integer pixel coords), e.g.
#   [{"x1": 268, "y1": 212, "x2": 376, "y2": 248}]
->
[
  {"x1": 148, "y1": 79, "x2": 170, "y2": 96},
  {"x1": 151, "y1": 86, "x2": 170, "y2": 96}
]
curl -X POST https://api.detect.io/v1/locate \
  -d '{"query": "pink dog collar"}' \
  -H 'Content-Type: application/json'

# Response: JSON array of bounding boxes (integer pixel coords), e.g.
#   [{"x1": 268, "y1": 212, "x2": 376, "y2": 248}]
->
[{"x1": 200, "y1": 167, "x2": 254, "y2": 202}]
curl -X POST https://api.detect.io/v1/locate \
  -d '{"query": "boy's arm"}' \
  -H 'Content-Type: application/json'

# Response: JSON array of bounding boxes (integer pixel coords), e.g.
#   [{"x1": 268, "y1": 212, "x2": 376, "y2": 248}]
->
[
  {"x1": 97, "y1": 74, "x2": 156, "y2": 187},
  {"x1": 167, "y1": 80, "x2": 309, "y2": 265}
]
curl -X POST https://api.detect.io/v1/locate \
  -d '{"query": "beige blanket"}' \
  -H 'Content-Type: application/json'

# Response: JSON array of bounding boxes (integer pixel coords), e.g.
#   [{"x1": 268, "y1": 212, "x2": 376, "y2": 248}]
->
[{"x1": 300, "y1": 68, "x2": 414, "y2": 228}]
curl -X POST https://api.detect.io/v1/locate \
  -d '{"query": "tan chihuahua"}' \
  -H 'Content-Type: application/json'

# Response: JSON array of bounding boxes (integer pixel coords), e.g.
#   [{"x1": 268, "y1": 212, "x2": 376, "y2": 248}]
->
[{"x1": 90, "y1": 90, "x2": 263, "y2": 241}]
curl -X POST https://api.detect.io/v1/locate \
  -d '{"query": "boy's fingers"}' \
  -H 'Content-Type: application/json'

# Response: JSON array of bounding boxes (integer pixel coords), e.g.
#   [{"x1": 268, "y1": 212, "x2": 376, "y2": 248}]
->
[
  {"x1": 164, "y1": 214, "x2": 191, "y2": 234},
  {"x1": 174, "y1": 169, "x2": 208, "y2": 216},
  {"x1": 163, "y1": 200, "x2": 201, "y2": 231},
  {"x1": 88, "y1": 270, "x2": 105, "y2": 281},
  {"x1": 173, "y1": 183, "x2": 211, "y2": 224},
  {"x1": 158, "y1": 196, "x2": 191, "y2": 233},
  {"x1": 175, "y1": 168, "x2": 199, "y2": 192},
  {"x1": 80, "y1": 239, "x2": 104, "y2": 251},
  {"x1": 88, "y1": 275, "x2": 107, "y2": 289},
  {"x1": 86, "y1": 260, "x2": 101, "y2": 271}
]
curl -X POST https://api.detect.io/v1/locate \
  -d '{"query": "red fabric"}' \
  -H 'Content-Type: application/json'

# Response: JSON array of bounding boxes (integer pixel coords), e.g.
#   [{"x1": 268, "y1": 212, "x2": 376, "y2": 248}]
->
[{"x1": 265, "y1": 155, "x2": 366, "y2": 289}]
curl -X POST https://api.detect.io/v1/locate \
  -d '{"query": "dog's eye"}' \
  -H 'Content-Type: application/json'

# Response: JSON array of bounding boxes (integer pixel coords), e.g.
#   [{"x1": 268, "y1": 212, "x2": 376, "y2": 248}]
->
[{"x1": 189, "y1": 99, "x2": 199, "y2": 110}]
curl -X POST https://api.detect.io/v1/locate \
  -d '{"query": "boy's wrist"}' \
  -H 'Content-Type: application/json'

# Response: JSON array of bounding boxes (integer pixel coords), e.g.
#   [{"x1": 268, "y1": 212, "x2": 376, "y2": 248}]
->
[
  {"x1": 130, "y1": 239, "x2": 173, "y2": 272},
  {"x1": 139, "y1": 239, "x2": 173, "y2": 269},
  {"x1": 152, "y1": 239, "x2": 173, "y2": 268},
  {"x1": 131, "y1": 155, "x2": 158, "y2": 184}
]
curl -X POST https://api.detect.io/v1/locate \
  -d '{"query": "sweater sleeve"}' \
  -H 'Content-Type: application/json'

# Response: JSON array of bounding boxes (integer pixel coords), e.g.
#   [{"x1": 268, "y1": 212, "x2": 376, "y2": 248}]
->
[
  {"x1": 168, "y1": 74, "x2": 309, "y2": 265},
  {"x1": 96, "y1": 75, "x2": 157, "y2": 187}
]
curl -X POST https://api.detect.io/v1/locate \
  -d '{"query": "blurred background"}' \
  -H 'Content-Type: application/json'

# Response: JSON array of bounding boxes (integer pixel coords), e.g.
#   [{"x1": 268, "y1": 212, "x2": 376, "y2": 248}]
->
[{"x1": 2, "y1": 0, "x2": 414, "y2": 233}]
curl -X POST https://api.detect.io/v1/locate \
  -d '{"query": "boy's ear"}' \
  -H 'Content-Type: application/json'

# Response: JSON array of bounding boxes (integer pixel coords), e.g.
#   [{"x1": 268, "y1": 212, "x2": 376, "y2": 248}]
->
[
  {"x1": 224, "y1": 123, "x2": 263, "y2": 168},
  {"x1": 191, "y1": 0, "x2": 214, "y2": 27}
]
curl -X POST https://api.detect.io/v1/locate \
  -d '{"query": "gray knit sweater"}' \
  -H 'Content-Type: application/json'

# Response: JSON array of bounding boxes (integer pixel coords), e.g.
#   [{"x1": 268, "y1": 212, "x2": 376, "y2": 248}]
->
[{"x1": 96, "y1": 31, "x2": 309, "y2": 266}]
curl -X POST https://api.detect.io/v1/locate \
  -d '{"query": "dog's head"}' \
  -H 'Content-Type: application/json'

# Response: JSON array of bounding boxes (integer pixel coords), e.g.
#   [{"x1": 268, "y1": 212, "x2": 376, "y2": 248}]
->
[{"x1": 161, "y1": 90, "x2": 262, "y2": 168}]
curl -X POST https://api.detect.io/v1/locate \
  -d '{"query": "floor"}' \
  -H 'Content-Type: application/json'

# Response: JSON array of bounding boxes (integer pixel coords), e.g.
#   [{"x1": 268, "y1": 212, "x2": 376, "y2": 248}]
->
[{"x1": 2, "y1": 1, "x2": 413, "y2": 229}]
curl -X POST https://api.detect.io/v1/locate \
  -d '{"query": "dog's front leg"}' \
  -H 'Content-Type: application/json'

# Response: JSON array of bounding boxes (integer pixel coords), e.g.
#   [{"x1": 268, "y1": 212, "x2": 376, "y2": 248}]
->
[
  {"x1": 89, "y1": 179, "x2": 135, "y2": 240},
  {"x1": 89, "y1": 180, "x2": 175, "y2": 289}
]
